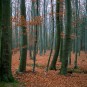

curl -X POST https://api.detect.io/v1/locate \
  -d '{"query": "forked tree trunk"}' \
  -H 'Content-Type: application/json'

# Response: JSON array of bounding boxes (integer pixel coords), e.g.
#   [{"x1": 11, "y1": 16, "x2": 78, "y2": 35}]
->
[{"x1": 49, "y1": 0, "x2": 61, "y2": 70}]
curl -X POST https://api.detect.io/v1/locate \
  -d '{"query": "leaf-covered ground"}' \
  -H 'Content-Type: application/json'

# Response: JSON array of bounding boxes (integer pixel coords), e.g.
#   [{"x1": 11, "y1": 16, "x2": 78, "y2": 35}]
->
[{"x1": 12, "y1": 51, "x2": 87, "y2": 87}]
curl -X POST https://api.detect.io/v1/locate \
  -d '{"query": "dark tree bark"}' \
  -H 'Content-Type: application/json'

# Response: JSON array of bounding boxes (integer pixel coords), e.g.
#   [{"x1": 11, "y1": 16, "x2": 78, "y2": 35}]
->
[
  {"x1": 0, "y1": 0, "x2": 14, "y2": 82},
  {"x1": 60, "y1": 0, "x2": 72, "y2": 75}
]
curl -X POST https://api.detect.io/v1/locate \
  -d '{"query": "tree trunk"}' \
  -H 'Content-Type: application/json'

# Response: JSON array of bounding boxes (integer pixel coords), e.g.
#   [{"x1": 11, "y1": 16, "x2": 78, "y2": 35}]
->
[
  {"x1": 49, "y1": 0, "x2": 61, "y2": 70},
  {"x1": 0, "y1": 0, "x2": 14, "y2": 82},
  {"x1": 19, "y1": 0, "x2": 27, "y2": 72},
  {"x1": 60, "y1": 0, "x2": 72, "y2": 75}
]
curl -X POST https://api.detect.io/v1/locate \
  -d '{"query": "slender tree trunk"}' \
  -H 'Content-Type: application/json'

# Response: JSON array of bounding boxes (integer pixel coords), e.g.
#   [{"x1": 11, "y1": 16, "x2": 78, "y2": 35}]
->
[
  {"x1": 46, "y1": 0, "x2": 55, "y2": 71},
  {"x1": 74, "y1": 0, "x2": 79, "y2": 69},
  {"x1": 49, "y1": 0, "x2": 61, "y2": 70},
  {"x1": 19, "y1": 0, "x2": 27, "y2": 72},
  {"x1": 32, "y1": 0, "x2": 39, "y2": 72},
  {"x1": 0, "y1": 0, "x2": 2, "y2": 81}
]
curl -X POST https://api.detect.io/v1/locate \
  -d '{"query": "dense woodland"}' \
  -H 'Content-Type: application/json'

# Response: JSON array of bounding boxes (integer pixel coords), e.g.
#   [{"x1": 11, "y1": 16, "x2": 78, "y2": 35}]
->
[{"x1": 0, "y1": 0, "x2": 87, "y2": 87}]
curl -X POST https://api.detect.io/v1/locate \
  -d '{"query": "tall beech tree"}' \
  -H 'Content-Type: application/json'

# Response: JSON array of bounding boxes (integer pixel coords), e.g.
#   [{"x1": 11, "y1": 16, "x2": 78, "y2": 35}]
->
[
  {"x1": 32, "y1": 0, "x2": 39, "y2": 72},
  {"x1": 46, "y1": 0, "x2": 55, "y2": 71},
  {"x1": 18, "y1": 0, "x2": 27, "y2": 72},
  {"x1": 49, "y1": 0, "x2": 61, "y2": 70},
  {"x1": 0, "y1": 0, "x2": 14, "y2": 82},
  {"x1": 60, "y1": 0, "x2": 72, "y2": 75}
]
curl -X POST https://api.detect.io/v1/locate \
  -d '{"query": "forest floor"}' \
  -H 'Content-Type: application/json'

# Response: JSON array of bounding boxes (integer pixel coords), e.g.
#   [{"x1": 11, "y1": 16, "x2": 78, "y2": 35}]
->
[{"x1": 12, "y1": 51, "x2": 87, "y2": 87}]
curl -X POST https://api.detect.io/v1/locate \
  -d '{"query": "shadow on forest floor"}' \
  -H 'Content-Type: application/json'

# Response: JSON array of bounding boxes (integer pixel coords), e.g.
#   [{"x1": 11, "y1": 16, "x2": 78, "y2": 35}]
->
[{"x1": 0, "y1": 82, "x2": 25, "y2": 87}]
